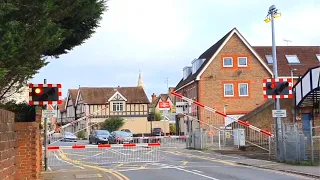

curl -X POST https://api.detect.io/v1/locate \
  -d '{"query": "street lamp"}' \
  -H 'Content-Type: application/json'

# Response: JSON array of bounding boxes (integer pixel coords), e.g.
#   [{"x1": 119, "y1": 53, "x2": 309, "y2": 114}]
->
[{"x1": 264, "y1": 4, "x2": 283, "y2": 162}]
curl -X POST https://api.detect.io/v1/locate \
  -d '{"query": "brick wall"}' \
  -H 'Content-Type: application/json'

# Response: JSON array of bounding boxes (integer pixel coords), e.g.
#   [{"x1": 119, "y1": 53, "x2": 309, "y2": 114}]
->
[
  {"x1": 15, "y1": 108, "x2": 42, "y2": 180},
  {"x1": 199, "y1": 34, "x2": 272, "y2": 116},
  {"x1": 0, "y1": 110, "x2": 16, "y2": 180}
]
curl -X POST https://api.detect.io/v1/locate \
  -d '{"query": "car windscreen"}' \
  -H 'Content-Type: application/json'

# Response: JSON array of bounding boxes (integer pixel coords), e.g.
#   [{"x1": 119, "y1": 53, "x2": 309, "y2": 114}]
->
[
  {"x1": 96, "y1": 130, "x2": 110, "y2": 135},
  {"x1": 115, "y1": 132, "x2": 130, "y2": 137},
  {"x1": 153, "y1": 128, "x2": 162, "y2": 131}
]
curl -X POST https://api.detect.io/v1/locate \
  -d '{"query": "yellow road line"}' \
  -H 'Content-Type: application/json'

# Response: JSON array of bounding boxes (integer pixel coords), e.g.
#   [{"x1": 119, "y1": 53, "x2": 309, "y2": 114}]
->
[
  {"x1": 58, "y1": 150, "x2": 129, "y2": 180},
  {"x1": 182, "y1": 161, "x2": 188, "y2": 166},
  {"x1": 146, "y1": 150, "x2": 155, "y2": 154},
  {"x1": 117, "y1": 163, "x2": 124, "y2": 167}
]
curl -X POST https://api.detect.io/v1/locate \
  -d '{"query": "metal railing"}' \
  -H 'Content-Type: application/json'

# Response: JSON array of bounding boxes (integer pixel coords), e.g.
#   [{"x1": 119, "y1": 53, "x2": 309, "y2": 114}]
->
[{"x1": 45, "y1": 143, "x2": 161, "y2": 169}]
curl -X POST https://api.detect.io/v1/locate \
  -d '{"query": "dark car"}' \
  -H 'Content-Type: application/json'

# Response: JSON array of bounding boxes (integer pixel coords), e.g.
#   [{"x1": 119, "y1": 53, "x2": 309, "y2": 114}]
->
[
  {"x1": 108, "y1": 131, "x2": 133, "y2": 144},
  {"x1": 152, "y1": 128, "x2": 164, "y2": 136},
  {"x1": 89, "y1": 130, "x2": 110, "y2": 144}
]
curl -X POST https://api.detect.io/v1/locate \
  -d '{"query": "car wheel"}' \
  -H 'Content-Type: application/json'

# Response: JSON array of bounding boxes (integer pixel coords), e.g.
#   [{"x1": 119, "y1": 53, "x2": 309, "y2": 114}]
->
[
  {"x1": 95, "y1": 140, "x2": 99, "y2": 145},
  {"x1": 89, "y1": 139, "x2": 92, "y2": 144}
]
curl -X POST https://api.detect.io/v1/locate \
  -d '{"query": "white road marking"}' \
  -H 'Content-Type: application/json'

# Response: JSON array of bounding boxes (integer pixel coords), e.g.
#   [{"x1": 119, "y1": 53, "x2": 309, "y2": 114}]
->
[
  {"x1": 192, "y1": 169, "x2": 203, "y2": 173},
  {"x1": 54, "y1": 153, "x2": 85, "y2": 169},
  {"x1": 109, "y1": 149, "x2": 128, "y2": 156},
  {"x1": 48, "y1": 167, "x2": 52, "y2": 171}
]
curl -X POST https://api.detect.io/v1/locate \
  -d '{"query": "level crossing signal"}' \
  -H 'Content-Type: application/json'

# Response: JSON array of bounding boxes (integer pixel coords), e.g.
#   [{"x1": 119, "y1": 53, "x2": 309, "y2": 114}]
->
[
  {"x1": 29, "y1": 84, "x2": 62, "y2": 105},
  {"x1": 263, "y1": 78, "x2": 292, "y2": 99}
]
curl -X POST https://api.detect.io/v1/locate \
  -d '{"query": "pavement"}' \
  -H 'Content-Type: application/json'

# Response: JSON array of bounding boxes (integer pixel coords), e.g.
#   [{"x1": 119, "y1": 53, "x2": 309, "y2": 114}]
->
[{"x1": 43, "y1": 141, "x2": 320, "y2": 180}]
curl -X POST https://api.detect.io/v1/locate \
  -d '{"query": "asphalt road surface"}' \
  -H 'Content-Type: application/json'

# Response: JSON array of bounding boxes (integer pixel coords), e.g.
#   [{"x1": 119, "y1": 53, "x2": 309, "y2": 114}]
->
[{"x1": 46, "y1": 141, "x2": 316, "y2": 180}]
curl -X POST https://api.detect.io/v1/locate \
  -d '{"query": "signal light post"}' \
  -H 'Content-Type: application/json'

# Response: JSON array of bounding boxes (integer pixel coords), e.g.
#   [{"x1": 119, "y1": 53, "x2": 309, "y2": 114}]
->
[{"x1": 29, "y1": 80, "x2": 62, "y2": 171}]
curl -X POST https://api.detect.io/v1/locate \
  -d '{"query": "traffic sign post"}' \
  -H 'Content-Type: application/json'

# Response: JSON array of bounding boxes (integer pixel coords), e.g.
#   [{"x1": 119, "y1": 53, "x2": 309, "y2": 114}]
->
[
  {"x1": 42, "y1": 110, "x2": 57, "y2": 118},
  {"x1": 272, "y1": 110, "x2": 287, "y2": 118}
]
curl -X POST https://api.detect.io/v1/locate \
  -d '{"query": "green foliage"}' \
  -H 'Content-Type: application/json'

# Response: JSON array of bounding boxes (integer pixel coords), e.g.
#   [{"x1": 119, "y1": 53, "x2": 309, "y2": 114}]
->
[
  {"x1": 0, "y1": 0, "x2": 107, "y2": 100},
  {"x1": 77, "y1": 130, "x2": 87, "y2": 139},
  {"x1": 155, "y1": 111, "x2": 162, "y2": 121},
  {"x1": 169, "y1": 124, "x2": 176, "y2": 134},
  {"x1": 0, "y1": 100, "x2": 44, "y2": 122},
  {"x1": 101, "y1": 117, "x2": 125, "y2": 132}
]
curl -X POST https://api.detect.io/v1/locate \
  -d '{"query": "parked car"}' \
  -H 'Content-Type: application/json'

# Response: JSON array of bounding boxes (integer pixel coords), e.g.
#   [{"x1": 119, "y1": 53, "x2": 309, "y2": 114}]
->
[
  {"x1": 62, "y1": 132, "x2": 77, "y2": 142},
  {"x1": 89, "y1": 130, "x2": 110, "y2": 144},
  {"x1": 152, "y1": 128, "x2": 164, "y2": 136},
  {"x1": 108, "y1": 131, "x2": 133, "y2": 144},
  {"x1": 121, "y1": 129, "x2": 131, "y2": 133},
  {"x1": 47, "y1": 132, "x2": 63, "y2": 144}
]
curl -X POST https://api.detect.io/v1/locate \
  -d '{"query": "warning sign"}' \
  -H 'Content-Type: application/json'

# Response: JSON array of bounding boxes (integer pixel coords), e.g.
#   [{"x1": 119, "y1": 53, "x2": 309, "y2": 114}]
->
[{"x1": 225, "y1": 132, "x2": 231, "y2": 138}]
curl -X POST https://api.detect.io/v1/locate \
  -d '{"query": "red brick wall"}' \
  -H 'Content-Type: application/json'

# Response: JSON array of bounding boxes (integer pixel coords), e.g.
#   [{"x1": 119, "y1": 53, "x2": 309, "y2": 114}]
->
[
  {"x1": 0, "y1": 110, "x2": 16, "y2": 180},
  {"x1": 198, "y1": 34, "x2": 272, "y2": 125},
  {"x1": 15, "y1": 122, "x2": 42, "y2": 180}
]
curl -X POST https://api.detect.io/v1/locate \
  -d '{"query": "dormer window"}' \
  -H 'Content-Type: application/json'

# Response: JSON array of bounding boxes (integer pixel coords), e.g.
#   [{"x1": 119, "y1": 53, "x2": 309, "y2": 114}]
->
[
  {"x1": 223, "y1": 57, "x2": 233, "y2": 67},
  {"x1": 192, "y1": 58, "x2": 205, "y2": 74},
  {"x1": 316, "y1": 54, "x2": 320, "y2": 62},
  {"x1": 265, "y1": 55, "x2": 273, "y2": 64},
  {"x1": 285, "y1": 55, "x2": 300, "y2": 64},
  {"x1": 183, "y1": 66, "x2": 192, "y2": 80}
]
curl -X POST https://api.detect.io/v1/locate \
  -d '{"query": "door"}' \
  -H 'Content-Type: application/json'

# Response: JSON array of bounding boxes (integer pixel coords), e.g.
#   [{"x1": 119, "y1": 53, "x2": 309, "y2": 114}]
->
[{"x1": 301, "y1": 113, "x2": 311, "y2": 137}]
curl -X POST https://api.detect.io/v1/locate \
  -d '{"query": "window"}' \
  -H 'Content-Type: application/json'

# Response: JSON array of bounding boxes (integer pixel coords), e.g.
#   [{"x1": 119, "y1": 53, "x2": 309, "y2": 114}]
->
[
  {"x1": 238, "y1": 57, "x2": 248, "y2": 67},
  {"x1": 316, "y1": 54, "x2": 320, "y2": 62},
  {"x1": 265, "y1": 55, "x2": 273, "y2": 64},
  {"x1": 224, "y1": 84, "x2": 234, "y2": 97},
  {"x1": 223, "y1": 57, "x2": 233, "y2": 67},
  {"x1": 238, "y1": 83, "x2": 249, "y2": 96},
  {"x1": 285, "y1": 55, "x2": 300, "y2": 64},
  {"x1": 113, "y1": 102, "x2": 124, "y2": 111}
]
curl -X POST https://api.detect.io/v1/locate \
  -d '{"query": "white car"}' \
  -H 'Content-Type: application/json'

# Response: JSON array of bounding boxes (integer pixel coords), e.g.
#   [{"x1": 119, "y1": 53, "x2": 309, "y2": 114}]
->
[{"x1": 61, "y1": 132, "x2": 77, "y2": 142}]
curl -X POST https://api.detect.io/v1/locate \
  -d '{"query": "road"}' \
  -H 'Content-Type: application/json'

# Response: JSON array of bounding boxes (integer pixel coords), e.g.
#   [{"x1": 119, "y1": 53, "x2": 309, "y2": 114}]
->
[{"x1": 46, "y1": 141, "x2": 317, "y2": 180}]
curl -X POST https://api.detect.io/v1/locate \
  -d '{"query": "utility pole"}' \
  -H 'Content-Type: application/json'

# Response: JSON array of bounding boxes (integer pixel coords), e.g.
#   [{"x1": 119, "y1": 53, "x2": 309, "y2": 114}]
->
[
  {"x1": 43, "y1": 79, "x2": 48, "y2": 171},
  {"x1": 268, "y1": 5, "x2": 284, "y2": 161}
]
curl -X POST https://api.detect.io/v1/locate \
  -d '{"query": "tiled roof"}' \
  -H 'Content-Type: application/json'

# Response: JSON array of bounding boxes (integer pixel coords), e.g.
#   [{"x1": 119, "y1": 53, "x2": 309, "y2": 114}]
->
[
  {"x1": 174, "y1": 28, "x2": 235, "y2": 91},
  {"x1": 253, "y1": 46, "x2": 320, "y2": 76},
  {"x1": 79, "y1": 87, "x2": 149, "y2": 104},
  {"x1": 58, "y1": 99, "x2": 66, "y2": 112},
  {"x1": 68, "y1": 89, "x2": 78, "y2": 104}
]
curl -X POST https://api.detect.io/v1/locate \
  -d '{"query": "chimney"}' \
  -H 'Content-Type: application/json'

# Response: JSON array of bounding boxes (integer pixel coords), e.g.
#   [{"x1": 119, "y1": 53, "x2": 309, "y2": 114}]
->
[{"x1": 151, "y1": 93, "x2": 157, "y2": 103}]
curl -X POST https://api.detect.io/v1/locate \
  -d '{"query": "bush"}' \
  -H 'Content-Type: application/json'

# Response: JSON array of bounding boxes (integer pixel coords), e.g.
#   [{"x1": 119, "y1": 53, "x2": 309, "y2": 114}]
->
[
  {"x1": 170, "y1": 124, "x2": 176, "y2": 134},
  {"x1": 77, "y1": 130, "x2": 87, "y2": 139},
  {"x1": 155, "y1": 112, "x2": 162, "y2": 121},
  {"x1": 0, "y1": 100, "x2": 45, "y2": 122},
  {"x1": 101, "y1": 117, "x2": 125, "y2": 132}
]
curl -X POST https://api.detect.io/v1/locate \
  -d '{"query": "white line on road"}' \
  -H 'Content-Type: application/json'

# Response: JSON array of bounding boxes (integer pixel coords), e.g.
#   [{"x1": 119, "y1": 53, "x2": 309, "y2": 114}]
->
[
  {"x1": 48, "y1": 167, "x2": 52, "y2": 171},
  {"x1": 192, "y1": 169, "x2": 203, "y2": 173},
  {"x1": 109, "y1": 149, "x2": 128, "y2": 156}
]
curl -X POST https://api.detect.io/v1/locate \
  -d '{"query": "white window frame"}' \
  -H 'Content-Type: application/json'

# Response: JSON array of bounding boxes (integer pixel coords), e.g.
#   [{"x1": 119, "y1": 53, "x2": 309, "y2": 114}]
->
[
  {"x1": 238, "y1": 83, "x2": 249, "y2": 97},
  {"x1": 237, "y1": 57, "x2": 248, "y2": 67},
  {"x1": 223, "y1": 57, "x2": 233, "y2": 67},
  {"x1": 265, "y1": 55, "x2": 273, "y2": 64},
  {"x1": 113, "y1": 101, "x2": 124, "y2": 112},
  {"x1": 224, "y1": 84, "x2": 234, "y2": 97},
  {"x1": 285, "y1": 55, "x2": 300, "y2": 64}
]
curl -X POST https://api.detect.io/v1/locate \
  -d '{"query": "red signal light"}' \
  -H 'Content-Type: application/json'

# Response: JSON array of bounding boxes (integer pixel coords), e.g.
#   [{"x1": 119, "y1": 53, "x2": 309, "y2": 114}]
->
[
  {"x1": 34, "y1": 88, "x2": 42, "y2": 94},
  {"x1": 270, "y1": 83, "x2": 276, "y2": 89}
]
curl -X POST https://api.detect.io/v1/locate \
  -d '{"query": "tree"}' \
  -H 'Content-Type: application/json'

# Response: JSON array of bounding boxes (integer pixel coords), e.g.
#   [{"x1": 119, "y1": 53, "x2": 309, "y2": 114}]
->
[
  {"x1": 0, "y1": 0, "x2": 107, "y2": 101},
  {"x1": 169, "y1": 124, "x2": 176, "y2": 135},
  {"x1": 101, "y1": 117, "x2": 125, "y2": 132},
  {"x1": 155, "y1": 111, "x2": 162, "y2": 121}
]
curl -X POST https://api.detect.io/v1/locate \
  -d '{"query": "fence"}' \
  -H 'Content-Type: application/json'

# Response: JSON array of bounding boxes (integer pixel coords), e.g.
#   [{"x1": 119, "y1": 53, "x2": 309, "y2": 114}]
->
[
  {"x1": 46, "y1": 143, "x2": 161, "y2": 169},
  {"x1": 271, "y1": 123, "x2": 320, "y2": 165},
  {"x1": 172, "y1": 91, "x2": 273, "y2": 153}
]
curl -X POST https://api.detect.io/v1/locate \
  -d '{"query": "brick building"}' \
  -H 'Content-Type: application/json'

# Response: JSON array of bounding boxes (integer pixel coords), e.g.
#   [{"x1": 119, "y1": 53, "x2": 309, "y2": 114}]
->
[{"x1": 174, "y1": 27, "x2": 320, "y2": 128}]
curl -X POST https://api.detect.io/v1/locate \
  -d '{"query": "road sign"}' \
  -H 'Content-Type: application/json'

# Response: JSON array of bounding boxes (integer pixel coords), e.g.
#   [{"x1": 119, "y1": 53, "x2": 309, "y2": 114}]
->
[
  {"x1": 225, "y1": 132, "x2": 231, "y2": 138},
  {"x1": 272, "y1": 110, "x2": 287, "y2": 118},
  {"x1": 42, "y1": 110, "x2": 57, "y2": 118},
  {"x1": 29, "y1": 83, "x2": 63, "y2": 105},
  {"x1": 263, "y1": 78, "x2": 292, "y2": 99},
  {"x1": 159, "y1": 101, "x2": 170, "y2": 110}
]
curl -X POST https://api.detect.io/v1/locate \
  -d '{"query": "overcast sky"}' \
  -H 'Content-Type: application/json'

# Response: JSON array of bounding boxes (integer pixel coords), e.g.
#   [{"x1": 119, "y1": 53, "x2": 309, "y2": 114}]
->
[{"x1": 31, "y1": 0, "x2": 320, "y2": 100}]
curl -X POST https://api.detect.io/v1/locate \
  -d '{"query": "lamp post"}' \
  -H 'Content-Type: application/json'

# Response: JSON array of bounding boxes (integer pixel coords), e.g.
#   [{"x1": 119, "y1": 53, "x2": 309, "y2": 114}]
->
[
  {"x1": 264, "y1": 5, "x2": 283, "y2": 161},
  {"x1": 291, "y1": 68, "x2": 297, "y2": 124}
]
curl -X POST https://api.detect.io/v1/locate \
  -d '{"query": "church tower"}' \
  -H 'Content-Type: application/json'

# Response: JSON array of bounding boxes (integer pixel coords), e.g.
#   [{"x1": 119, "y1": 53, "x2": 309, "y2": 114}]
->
[{"x1": 137, "y1": 70, "x2": 145, "y2": 91}]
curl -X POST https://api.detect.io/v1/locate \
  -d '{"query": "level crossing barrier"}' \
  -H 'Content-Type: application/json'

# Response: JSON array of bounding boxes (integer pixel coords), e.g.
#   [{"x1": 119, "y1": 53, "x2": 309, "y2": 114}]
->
[
  {"x1": 45, "y1": 143, "x2": 161, "y2": 169},
  {"x1": 171, "y1": 91, "x2": 273, "y2": 152}
]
